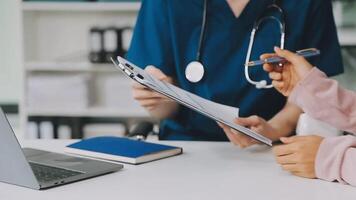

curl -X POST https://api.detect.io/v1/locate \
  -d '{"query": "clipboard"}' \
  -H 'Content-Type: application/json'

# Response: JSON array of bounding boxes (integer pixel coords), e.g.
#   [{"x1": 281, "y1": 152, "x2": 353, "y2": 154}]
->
[{"x1": 111, "y1": 56, "x2": 272, "y2": 146}]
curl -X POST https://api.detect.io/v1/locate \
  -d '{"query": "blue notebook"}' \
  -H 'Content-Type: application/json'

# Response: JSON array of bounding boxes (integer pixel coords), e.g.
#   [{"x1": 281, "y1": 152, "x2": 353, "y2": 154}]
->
[{"x1": 65, "y1": 137, "x2": 183, "y2": 164}]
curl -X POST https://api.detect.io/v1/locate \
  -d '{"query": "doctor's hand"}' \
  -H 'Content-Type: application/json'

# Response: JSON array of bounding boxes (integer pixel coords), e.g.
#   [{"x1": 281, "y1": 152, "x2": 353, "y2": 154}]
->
[
  {"x1": 218, "y1": 116, "x2": 276, "y2": 148},
  {"x1": 131, "y1": 65, "x2": 179, "y2": 119},
  {"x1": 273, "y1": 135, "x2": 324, "y2": 179},
  {"x1": 261, "y1": 47, "x2": 313, "y2": 96}
]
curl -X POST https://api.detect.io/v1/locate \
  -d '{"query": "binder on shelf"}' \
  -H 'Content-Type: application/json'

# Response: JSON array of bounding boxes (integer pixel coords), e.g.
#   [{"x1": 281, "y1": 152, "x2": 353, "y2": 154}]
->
[
  {"x1": 103, "y1": 27, "x2": 132, "y2": 63},
  {"x1": 57, "y1": 125, "x2": 72, "y2": 139},
  {"x1": 90, "y1": 26, "x2": 133, "y2": 64},
  {"x1": 39, "y1": 121, "x2": 54, "y2": 139},
  {"x1": 89, "y1": 27, "x2": 104, "y2": 63},
  {"x1": 26, "y1": 122, "x2": 39, "y2": 139}
]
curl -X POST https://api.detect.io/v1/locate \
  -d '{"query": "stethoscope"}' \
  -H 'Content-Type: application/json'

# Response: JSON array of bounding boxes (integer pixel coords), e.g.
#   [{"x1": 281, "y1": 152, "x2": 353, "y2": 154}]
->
[
  {"x1": 185, "y1": 0, "x2": 208, "y2": 83},
  {"x1": 185, "y1": 0, "x2": 286, "y2": 89}
]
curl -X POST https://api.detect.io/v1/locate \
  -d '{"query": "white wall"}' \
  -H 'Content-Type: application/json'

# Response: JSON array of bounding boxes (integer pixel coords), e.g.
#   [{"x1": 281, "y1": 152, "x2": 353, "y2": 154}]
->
[{"x1": 0, "y1": 0, "x2": 22, "y2": 104}]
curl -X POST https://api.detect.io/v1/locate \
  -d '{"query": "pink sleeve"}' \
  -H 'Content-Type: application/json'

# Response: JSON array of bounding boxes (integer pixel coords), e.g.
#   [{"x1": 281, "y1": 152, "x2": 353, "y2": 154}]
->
[
  {"x1": 315, "y1": 135, "x2": 356, "y2": 186},
  {"x1": 289, "y1": 67, "x2": 356, "y2": 134}
]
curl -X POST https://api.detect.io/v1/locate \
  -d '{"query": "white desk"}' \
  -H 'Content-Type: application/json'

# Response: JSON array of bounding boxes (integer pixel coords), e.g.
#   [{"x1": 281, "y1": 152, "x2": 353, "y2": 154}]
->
[{"x1": 1, "y1": 140, "x2": 355, "y2": 200}]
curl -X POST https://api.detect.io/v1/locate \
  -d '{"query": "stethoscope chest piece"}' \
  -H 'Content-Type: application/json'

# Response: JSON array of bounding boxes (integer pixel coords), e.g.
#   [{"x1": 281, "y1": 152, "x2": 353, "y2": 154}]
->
[{"x1": 185, "y1": 61, "x2": 205, "y2": 83}]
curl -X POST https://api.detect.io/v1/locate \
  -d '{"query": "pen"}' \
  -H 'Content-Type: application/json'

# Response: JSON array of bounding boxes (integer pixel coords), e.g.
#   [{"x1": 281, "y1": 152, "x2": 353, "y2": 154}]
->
[{"x1": 246, "y1": 48, "x2": 320, "y2": 67}]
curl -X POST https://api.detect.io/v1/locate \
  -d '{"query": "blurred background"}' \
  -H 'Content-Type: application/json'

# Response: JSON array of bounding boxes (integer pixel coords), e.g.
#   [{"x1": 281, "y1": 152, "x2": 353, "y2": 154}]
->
[{"x1": 0, "y1": 0, "x2": 355, "y2": 140}]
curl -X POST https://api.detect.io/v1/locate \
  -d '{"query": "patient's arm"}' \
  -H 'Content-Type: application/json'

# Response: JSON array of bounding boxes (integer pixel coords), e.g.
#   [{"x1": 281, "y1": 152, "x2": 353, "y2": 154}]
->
[
  {"x1": 316, "y1": 135, "x2": 356, "y2": 186},
  {"x1": 289, "y1": 68, "x2": 356, "y2": 134}
]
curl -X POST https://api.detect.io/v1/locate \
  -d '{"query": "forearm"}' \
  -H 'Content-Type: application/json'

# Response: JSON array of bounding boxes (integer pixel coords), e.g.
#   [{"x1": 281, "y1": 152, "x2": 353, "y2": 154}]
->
[
  {"x1": 341, "y1": 147, "x2": 356, "y2": 186},
  {"x1": 268, "y1": 102, "x2": 303, "y2": 141},
  {"x1": 315, "y1": 135, "x2": 356, "y2": 186},
  {"x1": 289, "y1": 68, "x2": 356, "y2": 133}
]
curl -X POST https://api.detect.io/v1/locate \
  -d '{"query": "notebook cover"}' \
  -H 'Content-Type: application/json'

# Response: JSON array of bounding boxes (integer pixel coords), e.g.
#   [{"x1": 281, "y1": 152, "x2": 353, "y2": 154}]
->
[{"x1": 66, "y1": 136, "x2": 181, "y2": 158}]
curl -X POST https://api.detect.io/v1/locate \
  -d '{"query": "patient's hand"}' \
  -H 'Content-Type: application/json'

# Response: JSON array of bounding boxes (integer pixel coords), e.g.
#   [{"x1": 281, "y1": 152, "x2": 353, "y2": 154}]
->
[
  {"x1": 218, "y1": 116, "x2": 276, "y2": 148},
  {"x1": 272, "y1": 135, "x2": 324, "y2": 179},
  {"x1": 261, "y1": 47, "x2": 313, "y2": 96}
]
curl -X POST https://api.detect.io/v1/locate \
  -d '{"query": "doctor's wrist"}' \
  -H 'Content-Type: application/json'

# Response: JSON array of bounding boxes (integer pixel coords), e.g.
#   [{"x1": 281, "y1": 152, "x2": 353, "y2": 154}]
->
[{"x1": 267, "y1": 120, "x2": 293, "y2": 141}]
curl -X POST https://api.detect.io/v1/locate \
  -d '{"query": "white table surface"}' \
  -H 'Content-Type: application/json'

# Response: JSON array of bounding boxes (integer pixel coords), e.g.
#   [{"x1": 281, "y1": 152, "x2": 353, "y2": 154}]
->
[{"x1": 1, "y1": 139, "x2": 356, "y2": 200}]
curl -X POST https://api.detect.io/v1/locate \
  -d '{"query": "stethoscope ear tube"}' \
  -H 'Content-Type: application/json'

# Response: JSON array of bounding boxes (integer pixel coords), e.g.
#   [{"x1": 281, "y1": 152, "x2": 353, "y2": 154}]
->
[
  {"x1": 185, "y1": 0, "x2": 208, "y2": 83},
  {"x1": 196, "y1": 0, "x2": 208, "y2": 62},
  {"x1": 244, "y1": 4, "x2": 286, "y2": 89}
]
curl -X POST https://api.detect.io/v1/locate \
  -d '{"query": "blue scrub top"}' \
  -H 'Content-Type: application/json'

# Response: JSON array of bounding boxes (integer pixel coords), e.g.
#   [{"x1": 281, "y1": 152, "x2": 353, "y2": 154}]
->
[{"x1": 127, "y1": 0, "x2": 343, "y2": 141}]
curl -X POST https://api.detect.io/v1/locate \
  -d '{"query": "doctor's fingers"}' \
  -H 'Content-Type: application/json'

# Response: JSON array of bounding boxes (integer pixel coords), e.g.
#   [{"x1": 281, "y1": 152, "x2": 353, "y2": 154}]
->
[
  {"x1": 159, "y1": 75, "x2": 174, "y2": 84},
  {"x1": 225, "y1": 130, "x2": 243, "y2": 147},
  {"x1": 219, "y1": 125, "x2": 243, "y2": 147},
  {"x1": 218, "y1": 122, "x2": 257, "y2": 148},
  {"x1": 138, "y1": 97, "x2": 170, "y2": 108},
  {"x1": 234, "y1": 116, "x2": 264, "y2": 127},
  {"x1": 228, "y1": 132, "x2": 251, "y2": 148},
  {"x1": 132, "y1": 81, "x2": 148, "y2": 90},
  {"x1": 132, "y1": 89, "x2": 165, "y2": 100},
  {"x1": 138, "y1": 99, "x2": 161, "y2": 108},
  {"x1": 145, "y1": 65, "x2": 168, "y2": 80},
  {"x1": 234, "y1": 130, "x2": 260, "y2": 146},
  {"x1": 143, "y1": 98, "x2": 174, "y2": 112},
  {"x1": 229, "y1": 129, "x2": 258, "y2": 148}
]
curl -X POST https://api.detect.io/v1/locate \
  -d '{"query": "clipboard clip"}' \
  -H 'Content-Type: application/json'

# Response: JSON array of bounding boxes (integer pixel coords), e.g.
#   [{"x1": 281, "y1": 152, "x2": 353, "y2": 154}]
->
[{"x1": 110, "y1": 57, "x2": 145, "y2": 80}]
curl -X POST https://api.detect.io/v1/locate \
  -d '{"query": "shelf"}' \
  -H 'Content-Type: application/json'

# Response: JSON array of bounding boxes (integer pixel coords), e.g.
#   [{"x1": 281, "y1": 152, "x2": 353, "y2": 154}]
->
[
  {"x1": 22, "y1": 2, "x2": 141, "y2": 12},
  {"x1": 26, "y1": 106, "x2": 149, "y2": 118},
  {"x1": 338, "y1": 28, "x2": 356, "y2": 46},
  {"x1": 25, "y1": 62, "x2": 118, "y2": 73}
]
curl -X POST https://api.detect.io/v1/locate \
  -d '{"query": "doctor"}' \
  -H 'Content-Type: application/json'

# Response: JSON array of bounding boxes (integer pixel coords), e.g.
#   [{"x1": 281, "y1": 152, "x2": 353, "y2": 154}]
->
[{"x1": 127, "y1": 0, "x2": 343, "y2": 145}]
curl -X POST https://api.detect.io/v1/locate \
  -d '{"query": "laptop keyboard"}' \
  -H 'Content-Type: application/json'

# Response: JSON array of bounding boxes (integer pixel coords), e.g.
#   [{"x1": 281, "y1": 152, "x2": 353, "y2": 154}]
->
[{"x1": 29, "y1": 162, "x2": 83, "y2": 182}]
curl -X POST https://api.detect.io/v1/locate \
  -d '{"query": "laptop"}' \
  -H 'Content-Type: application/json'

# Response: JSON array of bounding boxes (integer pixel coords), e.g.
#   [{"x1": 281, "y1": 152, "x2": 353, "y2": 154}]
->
[{"x1": 0, "y1": 108, "x2": 123, "y2": 190}]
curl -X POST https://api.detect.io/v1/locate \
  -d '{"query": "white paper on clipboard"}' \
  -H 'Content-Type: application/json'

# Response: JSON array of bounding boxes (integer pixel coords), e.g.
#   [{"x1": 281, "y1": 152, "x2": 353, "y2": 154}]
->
[{"x1": 111, "y1": 56, "x2": 272, "y2": 146}]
